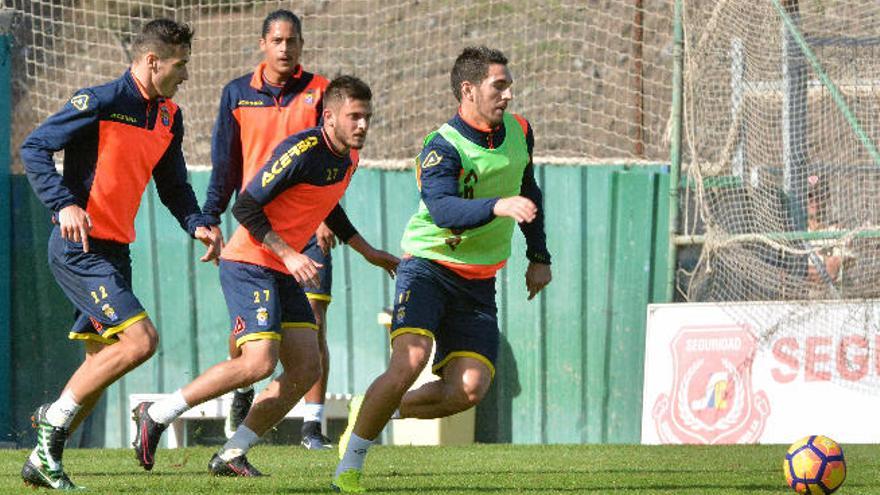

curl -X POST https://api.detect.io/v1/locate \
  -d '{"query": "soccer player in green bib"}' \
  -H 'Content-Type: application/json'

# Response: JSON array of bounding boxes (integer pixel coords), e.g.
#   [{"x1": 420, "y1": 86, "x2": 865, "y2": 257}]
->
[{"x1": 332, "y1": 46, "x2": 552, "y2": 493}]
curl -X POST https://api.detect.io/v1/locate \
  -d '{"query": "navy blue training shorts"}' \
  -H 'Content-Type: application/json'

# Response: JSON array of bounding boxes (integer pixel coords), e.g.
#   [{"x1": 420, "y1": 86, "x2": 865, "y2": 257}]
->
[
  {"x1": 219, "y1": 259, "x2": 317, "y2": 347},
  {"x1": 47, "y1": 225, "x2": 147, "y2": 344},
  {"x1": 389, "y1": 256, "x2": 498, "y2": 377}
]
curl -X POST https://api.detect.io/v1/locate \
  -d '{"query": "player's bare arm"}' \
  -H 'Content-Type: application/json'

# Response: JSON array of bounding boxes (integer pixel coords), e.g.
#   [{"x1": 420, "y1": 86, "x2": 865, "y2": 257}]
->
[
  {"x1": 347, "y1": 234, "x2": 399, "y2": 278},
  {"x1": 262, "y1": 230, "x2": 323, "y2": 289}
]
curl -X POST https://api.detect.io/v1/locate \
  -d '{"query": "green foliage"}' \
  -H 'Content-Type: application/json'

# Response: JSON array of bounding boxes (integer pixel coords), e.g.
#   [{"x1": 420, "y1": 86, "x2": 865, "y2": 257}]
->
[{"x1": 1, "y1": 443, "x2": 880, "y2": 493}]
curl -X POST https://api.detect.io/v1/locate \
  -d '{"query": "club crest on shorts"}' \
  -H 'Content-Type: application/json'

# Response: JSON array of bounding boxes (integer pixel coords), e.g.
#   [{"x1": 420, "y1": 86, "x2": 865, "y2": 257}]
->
[
  {"x1": 160, "y1": 106, "x2": 170, "y2": 127},
  {"x1": 651, "y1": 325, "x2": 770, "y2": 444},
  {"x1": 256, "y1": 307, "x2": 269, "y2": 326},
  {"x1": 101, "y1": 303, "x2": 118, "y2": 321}
]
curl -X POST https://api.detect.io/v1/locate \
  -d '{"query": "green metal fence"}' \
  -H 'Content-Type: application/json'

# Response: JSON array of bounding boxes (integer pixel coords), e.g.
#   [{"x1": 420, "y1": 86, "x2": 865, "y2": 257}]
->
[{"x1": 9, "y1": 164, "x2": 669, "y2": 447}]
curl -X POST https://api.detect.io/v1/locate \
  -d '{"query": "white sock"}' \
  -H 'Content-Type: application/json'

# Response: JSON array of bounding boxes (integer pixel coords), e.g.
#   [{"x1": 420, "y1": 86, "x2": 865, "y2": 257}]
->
[
  {"x1": 219, "y1": 424, "x2": 260, "y2": 460},
  {"x1": 335, "y1": 433, "x2": 373, "y2": 476},
  {"x1": 147, "y1": 389, "x2": 190, "y2": 425},
  {"x1": 45, "y1": 390, "x2": 81, "y2": 428},
  {"x1": 302, "y1": 403, "x2": 324, "y2": 423},
  {"x1": 236, "y1": 385, "x2": 254, "y2": 394},
  {"x1": 390, "y1": 408, "x2": 401, "y2": 420}
]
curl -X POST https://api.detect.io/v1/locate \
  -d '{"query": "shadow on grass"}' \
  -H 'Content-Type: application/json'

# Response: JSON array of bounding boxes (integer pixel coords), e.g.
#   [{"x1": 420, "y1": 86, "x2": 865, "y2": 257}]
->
[
  {"x1": 272, "y1": 484, "x2": 784, "y2": 494},
  {"x1": 378, "y1": 467, "x2": 780, "y2": 477}
]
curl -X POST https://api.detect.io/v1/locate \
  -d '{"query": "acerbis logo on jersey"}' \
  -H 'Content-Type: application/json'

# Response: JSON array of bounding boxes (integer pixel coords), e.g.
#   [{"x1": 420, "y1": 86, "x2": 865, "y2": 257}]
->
[
  {"x1": 420, "y1": 150, "x2": 442, "y2": 169},
  {"x1": 260, "y1": 136, "x2": 319, "y2": 187},
  {"x1": 110, "y1": 113, "x2": 138, "y2": 124},
  {"x1": 70, "y1": 94, "x2": 90, "y2": 111}
]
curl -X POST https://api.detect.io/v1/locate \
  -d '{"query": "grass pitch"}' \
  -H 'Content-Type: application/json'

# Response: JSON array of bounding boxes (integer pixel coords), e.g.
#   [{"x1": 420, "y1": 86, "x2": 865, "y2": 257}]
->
[{"x1": 1, "y1": 443, "x2": 879, "y2": 494}]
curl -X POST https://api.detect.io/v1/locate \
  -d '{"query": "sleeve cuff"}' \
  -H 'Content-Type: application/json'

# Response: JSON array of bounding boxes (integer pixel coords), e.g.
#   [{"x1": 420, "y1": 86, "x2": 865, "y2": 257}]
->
[
  {"x1": 185, "y1": 214, "x2": 211, "y2": 237},
  {"x1": 203, "y1": 214, "x2": 222, "y2": 226},
  {"x1": 526, "y1": 250, "x2": 552, "y2": 265}
]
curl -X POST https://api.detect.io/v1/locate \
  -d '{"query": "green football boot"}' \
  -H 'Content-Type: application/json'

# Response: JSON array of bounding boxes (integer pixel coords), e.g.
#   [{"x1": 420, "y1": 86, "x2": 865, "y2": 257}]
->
[
  {"x1": 331, "y1": 468, "x2": 365, "y2": 493},
  {"x1": 21, "y1": 404, "x2": 81, "y2": 490}
]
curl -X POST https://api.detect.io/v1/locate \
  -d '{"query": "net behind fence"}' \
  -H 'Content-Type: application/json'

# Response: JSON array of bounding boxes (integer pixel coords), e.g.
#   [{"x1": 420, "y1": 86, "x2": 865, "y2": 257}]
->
[
  {"x1": 5, "y1": 0, "x2": 674, "y2": 170},
  {"x1": 680, "y1": 0, "x2": 880, "y2": 395},
  {"x1": 682, "y1": 0, "x2": 880, "y2": 304}
]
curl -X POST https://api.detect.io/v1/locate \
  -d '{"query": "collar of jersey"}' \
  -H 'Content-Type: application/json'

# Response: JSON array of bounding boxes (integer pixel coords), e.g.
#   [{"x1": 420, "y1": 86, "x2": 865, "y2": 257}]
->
[{"x1": 250, "y1": 62, "x2": 304, "y2": 92}]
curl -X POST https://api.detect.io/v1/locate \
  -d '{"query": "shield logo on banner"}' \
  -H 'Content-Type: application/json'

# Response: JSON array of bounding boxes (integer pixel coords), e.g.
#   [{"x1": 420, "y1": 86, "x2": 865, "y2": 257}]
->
[{"x1": 652, "y1": 325, "x2": 770, "y2": 444}]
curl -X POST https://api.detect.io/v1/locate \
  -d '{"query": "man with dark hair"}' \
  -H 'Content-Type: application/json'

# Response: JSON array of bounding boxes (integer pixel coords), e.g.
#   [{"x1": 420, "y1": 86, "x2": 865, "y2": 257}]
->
[
  {"x1": 332, "y1": 46, "x2": 552, "y2": 493},
  {"x1": 201, "y1": 9, "x2": 339, "y2": 449},
  {"x1": 19, "y1": 18, "x2": 220, "y2": 490},
  {"x1": 133, "y1": 75, "x2": 399, "y2": 477}
]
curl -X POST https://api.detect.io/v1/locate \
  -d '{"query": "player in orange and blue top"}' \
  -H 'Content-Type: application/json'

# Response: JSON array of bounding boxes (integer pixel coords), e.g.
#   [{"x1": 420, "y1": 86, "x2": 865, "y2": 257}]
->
[
  {"x1": 201, "y1": 10, "x2": 339, "y2": 447},
  {"x1": 333, "y1": 46, "x2": 552, "y2": 493},
  {"x1": 132, "y1": 75, "x2": 398, "y2": 477},
  {"x1": 19, "y1": 19, "x2": 220, "y2": 490}
]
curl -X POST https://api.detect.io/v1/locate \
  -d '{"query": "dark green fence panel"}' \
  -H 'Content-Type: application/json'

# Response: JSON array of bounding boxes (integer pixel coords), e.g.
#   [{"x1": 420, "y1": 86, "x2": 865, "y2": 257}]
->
[
  {"x1": 340, "y1": 171, "x2": 394, "y2": 393},
  {"x1": 582, "y1": 168, "x2": 615, "y2": 443},
  {"x1": 10, "y1": 164, "x2": 670, "y2": 447},
  {"x1": 190, "y1": 173, "x2": 230, "y2": 373},
  {"x1": 604, "y1": 172, "x2": 660, "y2": 442},
  {"x1": 543, "y1": 166, "x2": 586, "y2": 444}
]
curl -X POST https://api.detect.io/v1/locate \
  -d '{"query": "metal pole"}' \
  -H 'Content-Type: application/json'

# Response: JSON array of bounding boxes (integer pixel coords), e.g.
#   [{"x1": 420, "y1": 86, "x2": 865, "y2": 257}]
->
[
  {"x1": 666, "y1": 0, "x2": 683, "y2": 301},
  {"x1": 781, "y1": 0, "x2": 809, "y2": 230}
]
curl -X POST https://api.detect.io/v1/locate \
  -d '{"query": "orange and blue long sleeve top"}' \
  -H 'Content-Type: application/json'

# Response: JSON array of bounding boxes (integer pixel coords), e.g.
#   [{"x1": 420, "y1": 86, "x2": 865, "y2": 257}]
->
[
  {"x1": 203, "y1": 63, "x2": 328, "y2": 225},
  {"x1": 21, "y1": 70, "x2": 207, "y2": 245}
]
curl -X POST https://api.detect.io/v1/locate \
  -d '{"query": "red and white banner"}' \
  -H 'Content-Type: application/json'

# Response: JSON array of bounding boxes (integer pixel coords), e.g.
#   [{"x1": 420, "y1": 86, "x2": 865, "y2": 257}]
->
[{"x1": 642, "y1": 302, "x2": 880, "y2": 444}]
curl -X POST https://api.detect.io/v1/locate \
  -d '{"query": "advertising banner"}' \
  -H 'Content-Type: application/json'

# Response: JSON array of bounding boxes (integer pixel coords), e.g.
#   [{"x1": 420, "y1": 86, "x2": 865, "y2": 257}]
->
[{"x1": 642, "y1": 302, "x2": 880, "y2": 444}]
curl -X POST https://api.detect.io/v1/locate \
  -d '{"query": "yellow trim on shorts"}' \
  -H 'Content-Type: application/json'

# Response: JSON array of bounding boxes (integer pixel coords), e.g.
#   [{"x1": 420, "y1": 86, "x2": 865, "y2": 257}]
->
[
  {"x1": 102, "y1": 311, "x2": 148, "y2": 340},
  {"x1": 68, "y1": 332, "x2": 117, "y2": 345},
  {"x1": 235, "y1": 332, "x2": 282, "y2": 348},
  {"x1": 432, "y1": 351, "x2": 496, "y2": 379},
  {"x1": 305, "y1": 293, "x2": 332, "y2": 303},
  {"x1": 67, "y1": 311, "x2": 148, "y2": 345},
  {"x1": 389, "y1": 327, "x2": 435, "y2": 341},
  {"x1": 281, "y1": 322, "x2": 319, "y2": 331}
]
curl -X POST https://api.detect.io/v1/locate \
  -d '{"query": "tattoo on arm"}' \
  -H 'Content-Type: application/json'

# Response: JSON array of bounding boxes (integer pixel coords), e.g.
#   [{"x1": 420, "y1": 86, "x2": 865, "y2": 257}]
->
[{"x1": 262, "y1": 231, "x2": 294, "y2": 258}]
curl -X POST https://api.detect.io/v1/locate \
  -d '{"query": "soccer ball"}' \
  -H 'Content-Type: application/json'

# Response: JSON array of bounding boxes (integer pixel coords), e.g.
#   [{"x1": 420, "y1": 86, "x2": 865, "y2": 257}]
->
[{"x1": 784, "y1": 435, "x2": 846, "y2": 494}]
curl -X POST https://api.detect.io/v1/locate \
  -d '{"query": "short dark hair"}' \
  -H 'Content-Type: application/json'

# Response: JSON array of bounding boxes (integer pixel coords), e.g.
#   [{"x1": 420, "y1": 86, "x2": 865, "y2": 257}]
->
[
  {"x1": 450, "y1": 46, "x2": 508, "y2": 101},
  {"x1": 132, "y1": 19, "x2": 194, "y2": 58},
  {"x1": 262, "y1": 9, "x2": 303, "y2": 40},
  {"x1": 325, "y1": 75, "x2": 372, "y2": 107}
]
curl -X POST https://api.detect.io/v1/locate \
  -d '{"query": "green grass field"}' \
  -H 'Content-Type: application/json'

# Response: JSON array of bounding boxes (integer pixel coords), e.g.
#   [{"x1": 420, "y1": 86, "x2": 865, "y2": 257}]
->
[{"x1": 2, "y1": 443, "x2": 880, "y2": 494}]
